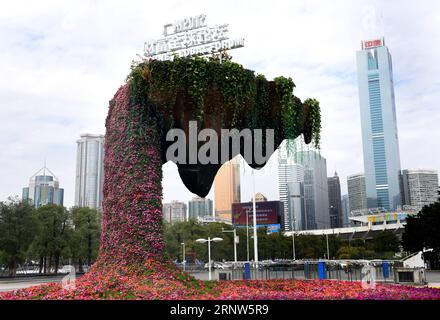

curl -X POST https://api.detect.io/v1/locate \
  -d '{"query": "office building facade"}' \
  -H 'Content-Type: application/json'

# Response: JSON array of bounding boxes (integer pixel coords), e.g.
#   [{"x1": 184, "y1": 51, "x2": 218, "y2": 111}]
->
[
  {"x1": 22, "y1": 166, "x2": 64, "y2": 208},
  {"x1": 401, "y1": 169, "x2": 439, "y2": 210},
  {"x1": 278, "y1": 158, "x2": 305, "y2": 232},
  {"x1": 341, "y1": 194, "x2": 350, "y2": 227},
  {"x1": 188, "y1": 197, "x2": 213, "y2": 220},
  {"x1": 328, "y1": 172, "x2": 343, "y2": 228},
  {"x1": 74, "y1": 134, "x2": 105, "y2": 211},
  {"x1": 214, "y1": 157, "x2": 241, "y2": 222},
  {"x1": 347, "y1": 173, "x2": 367, "y2": 214},
  {"x1": 253, "y1": 192, "x2": 268, "y2": 202},
  {"x1": 163, "y1": 201, "x2": 187, "y2": 224},
  {"x1": 298, "y1": 151, "x2": 330, "y2": 230},
  {"x1": 357, "y1": 38, "x2": 402, "y2": 210}
]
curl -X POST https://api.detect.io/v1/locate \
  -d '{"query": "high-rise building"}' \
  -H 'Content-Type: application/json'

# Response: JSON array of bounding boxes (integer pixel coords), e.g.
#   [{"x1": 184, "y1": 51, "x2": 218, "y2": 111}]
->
[
  {"x1": 188, "y1": 197, "x2": 213, "y2": 220},
  {"x1": 298, "y1": 151, "x2": 330, "y2": 230},
  {"x1": 356, "y1": 38, "x2": 402, "y2": 210},
  {"x1": 214, "y1": 157, "x2": 241, "y2": 222},
  {"x1": 401, "y1": 169, "x2": 439, "y2": 210},
  {"x1": 75, "y1": 134, "x2": 104, "y2": 211},
  {"x1": 252, "y1": 192, "x2": 268, "y2": 202},
  {"x1": 163, "y1": 201, "x2": 187, "y2": 224},
  {"x1": 341, "y1": 194, "x2": 350, "y2": 227},
  {"x1": 328, "y1": 172, "x2": 343, "y2": 228},
  {"x1": 22, "y1": 166, "x2": 64, "y2": 208},
  {"x1": 347, "y1": 174, "x2": 367, "y2": 214},
  {"x1": 278, "y1": 159, "x2": 305, "y2": 231}
]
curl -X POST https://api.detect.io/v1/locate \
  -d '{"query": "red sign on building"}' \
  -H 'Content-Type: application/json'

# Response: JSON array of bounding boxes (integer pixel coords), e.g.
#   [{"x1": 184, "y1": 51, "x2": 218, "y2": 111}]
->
[{"x1": 363, "y1": 39, "x2": 384, "y2": 49}]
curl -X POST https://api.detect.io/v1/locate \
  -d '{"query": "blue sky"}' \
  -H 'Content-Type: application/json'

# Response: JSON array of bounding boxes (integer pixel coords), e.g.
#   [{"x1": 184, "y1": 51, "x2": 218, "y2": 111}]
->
[{"x1": 0, "y1": 0, "x2": 439, "y2": 207}]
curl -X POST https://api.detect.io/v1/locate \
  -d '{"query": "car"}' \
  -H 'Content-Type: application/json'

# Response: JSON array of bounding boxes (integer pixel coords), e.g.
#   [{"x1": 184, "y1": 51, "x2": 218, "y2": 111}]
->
[
  {"x1": 204, "y1": 262, "x2": 230, "y2": 270},
  {"x1": 58, "y1": 265, "x2": 75, "y2": 274}
]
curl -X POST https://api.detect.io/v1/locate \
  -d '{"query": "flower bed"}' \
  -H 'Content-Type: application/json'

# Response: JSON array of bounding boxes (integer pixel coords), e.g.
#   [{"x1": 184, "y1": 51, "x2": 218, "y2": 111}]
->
[{"x1": 1, "y1": 261, "x2": 440, "y2": 300}]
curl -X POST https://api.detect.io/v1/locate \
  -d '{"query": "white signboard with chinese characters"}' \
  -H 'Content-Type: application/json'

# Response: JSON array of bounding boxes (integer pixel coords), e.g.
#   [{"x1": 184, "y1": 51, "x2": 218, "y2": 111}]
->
[{"x1": 144, "y1": 14, "x2": 244, "y2": 61}]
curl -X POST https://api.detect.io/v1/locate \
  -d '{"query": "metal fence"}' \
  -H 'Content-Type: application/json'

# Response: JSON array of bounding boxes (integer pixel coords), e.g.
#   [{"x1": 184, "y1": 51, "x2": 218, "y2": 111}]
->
[{"x1": 180, "y1": 260, "x2": 402, "y2": 283}]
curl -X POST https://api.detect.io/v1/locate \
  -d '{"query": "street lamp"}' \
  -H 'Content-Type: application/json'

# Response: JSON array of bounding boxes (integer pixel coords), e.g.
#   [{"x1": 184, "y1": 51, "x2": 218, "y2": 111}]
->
[
  {"x1": 291, "y1": 218, "x2": 296, "y2": 261},
  {"x1": 315, "y1": 217, "x2": 332, "y2": 260},
  {"x1": 222, "y1": 228, "x2": 238, "y2": 265},
  {"x1": 246, "y1": 210, "x2": 250, "y2": 262},
  {"x1": 325, "y1": 233, "x2": 330, "y2": 260},
  {"x1": 181, "y1": 242, "x2": 186, "y2": 271},
  {"x1": 196, "y1": 237, "x2": 223, "y2": 280},
  {"x1": 252, "y1": 171, "x2": 259, "y2": 267}
]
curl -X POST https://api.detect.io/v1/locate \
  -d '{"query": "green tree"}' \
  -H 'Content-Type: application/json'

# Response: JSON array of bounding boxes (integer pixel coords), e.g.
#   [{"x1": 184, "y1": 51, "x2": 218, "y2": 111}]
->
[
  {"x1": 372, "y1": 231, "x2": 400, "y2": 253},
  {"x1": 70, "y1": 207, "x2": 101, "y2": 272},
  {"x1": 33, "y1": 205, "x2": 72, "y2": 274},
  {"x1": 0, "y1": 197, "x2": 38, "y2": 276},
  {"x1": 403, "y1": 195, "x2": 440, "y2": 256},
  {"x1": 337, "y1": 246, "x2": 362, "y2": 260}
]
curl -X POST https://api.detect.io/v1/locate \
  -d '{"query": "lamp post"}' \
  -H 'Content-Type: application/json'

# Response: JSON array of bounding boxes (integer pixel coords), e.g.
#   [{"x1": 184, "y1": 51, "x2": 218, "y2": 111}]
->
[
  {"x1": 252, "y1": 171, "x2": 259, "y2": 267},
  {"x1": 196, "y1": 237, "x2": 223, "y2": 281},
  {"x1": 222, "y1": 228, "x2": 238, "y2": 265},
  {"x1": 246, "y1": 210, "x2": 250, "y2": 262},
  {"x1": 325, "y1": 233, "x2": 330, "y2": 260},
  {"x1": 181, "y1": 242, "x2": 186, "y2": 271},
  {"x1": 315, "y1": 217, "x2": 332, "y2": 260}
]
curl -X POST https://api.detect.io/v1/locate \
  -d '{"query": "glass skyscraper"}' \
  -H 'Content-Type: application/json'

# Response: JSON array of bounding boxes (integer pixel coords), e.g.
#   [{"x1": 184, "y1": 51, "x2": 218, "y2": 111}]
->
[
  {"x1": 328, "y1": 172, "x2": 342, "y2": 228},
  {"x1": 75, "y1": 134, "x2": 105, "y2": 211},
  {"x1": 278, "y1": 158, "x2": 305, "y2": 232},
  {"x1": 347, "y1": 173, "x2": 367, "y2": 213},
  {"x1": 163, "y1": 201, "x2": 187, "y2": 224},
  {"x1": 22, "y1": 166, "x2": 64, "y2": 208},
  {"x1": 214, "y1": 157, "x2": 241, "y2": 223},
  {"x1": 188, "y1": 197, "x2": 213, "y2": 220},
  {"x1": 401, "y1": 169, "x2": 439, "y2": 210},
  {"x1": 356, "y1": 38, "x2": 402, "y2": 210}
]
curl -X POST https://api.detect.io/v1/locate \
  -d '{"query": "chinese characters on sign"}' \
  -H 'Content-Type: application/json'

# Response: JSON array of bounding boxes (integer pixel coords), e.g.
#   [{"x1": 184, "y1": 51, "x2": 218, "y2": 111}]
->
[{"x1": 144, "y1": 14, "x2": 244, "y2": 61}]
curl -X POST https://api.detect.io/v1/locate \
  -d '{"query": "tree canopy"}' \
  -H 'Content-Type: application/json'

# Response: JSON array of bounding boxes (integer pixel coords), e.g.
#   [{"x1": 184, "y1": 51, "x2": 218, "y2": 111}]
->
[{"x1": 402, "y1": 194, "x2": 440, "y2": 254}]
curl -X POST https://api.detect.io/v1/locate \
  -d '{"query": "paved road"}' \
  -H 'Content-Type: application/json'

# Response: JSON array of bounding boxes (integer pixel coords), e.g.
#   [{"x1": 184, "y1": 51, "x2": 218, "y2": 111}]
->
[
  {"x1": 0, "y1": 276, "x2": 64, "y2": 292},
  {"x1": 426, "y1": 271, "x2": 440, "y2": 288}
]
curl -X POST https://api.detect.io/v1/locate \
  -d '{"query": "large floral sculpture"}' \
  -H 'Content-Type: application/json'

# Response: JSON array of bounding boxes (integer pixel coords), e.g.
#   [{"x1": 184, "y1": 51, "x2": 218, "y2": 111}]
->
[{"x1": 98, "y1": 57, "x2": 321, "y2": 266}]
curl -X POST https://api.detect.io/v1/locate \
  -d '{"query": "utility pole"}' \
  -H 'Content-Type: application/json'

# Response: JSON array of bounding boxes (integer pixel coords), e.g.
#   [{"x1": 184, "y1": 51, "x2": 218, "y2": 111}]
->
[
  {"x1": 222, "y1": 228, "x2": 238, "y2": 264},
  {"x1": 246, "y1": 210, "x2": 250, "y2": 262},
  {"x1": 252, "y1": 171, "x2": 259, "y2": 267},
  {"x1": 196, "y1": 237, "x2": 223, "y2": 281},
  {"x1": 181, "y1": 242, "x2": 186, "y2": 271},
  {"x1": 291, "y1": 218, "x2": 296, "y2": 261},
  {"x1": 326, "y1": 233, "x2": 330, "y2": 260}
]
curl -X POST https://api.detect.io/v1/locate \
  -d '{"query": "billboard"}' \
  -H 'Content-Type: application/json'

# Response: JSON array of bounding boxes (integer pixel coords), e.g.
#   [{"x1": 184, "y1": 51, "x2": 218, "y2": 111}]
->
[
  {"x1": 232, "y1": 201, "x2": 283, "y2": 226},
  {"x1": 267, "y1": 224, "x2": 281, "y2": 234}
]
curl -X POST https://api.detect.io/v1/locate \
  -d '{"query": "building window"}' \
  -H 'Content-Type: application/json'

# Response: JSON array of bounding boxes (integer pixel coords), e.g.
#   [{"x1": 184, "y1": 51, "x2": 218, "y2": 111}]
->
[{"x1": 368, "y1": 49, "x2": 379, "y2": 70}]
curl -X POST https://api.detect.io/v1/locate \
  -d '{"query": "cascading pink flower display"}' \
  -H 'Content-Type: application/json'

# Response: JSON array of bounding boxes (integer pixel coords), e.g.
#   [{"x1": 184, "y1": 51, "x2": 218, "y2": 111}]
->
[
  {"x1": 3, "y1": 276, "x2": 440, "y2": 300},
  {"x1": 98, "y1": 84, "x2": 165, "y2": 266}
]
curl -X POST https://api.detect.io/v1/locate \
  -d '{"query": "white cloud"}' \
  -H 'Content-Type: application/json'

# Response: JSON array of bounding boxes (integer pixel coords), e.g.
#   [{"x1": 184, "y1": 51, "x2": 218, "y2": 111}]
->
[{"x1": 0, "y1": 0, "x2": 439, "y2": 207}]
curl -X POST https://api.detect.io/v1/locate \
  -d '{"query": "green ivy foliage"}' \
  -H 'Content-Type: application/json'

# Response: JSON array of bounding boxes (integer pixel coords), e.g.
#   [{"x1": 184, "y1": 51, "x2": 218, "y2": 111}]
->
[
  {"x1": 304, "y1": 98, "x2": 321, "y2": 149},
  {"x1": 127, "y1": 56, "x2": 321, "y2": 148}
]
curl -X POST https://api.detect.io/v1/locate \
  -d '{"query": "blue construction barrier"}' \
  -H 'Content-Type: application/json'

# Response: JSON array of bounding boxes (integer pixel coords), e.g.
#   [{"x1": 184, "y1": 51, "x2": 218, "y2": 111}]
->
[
  {"x1": 244, "y1": 262, "x2": 251, "y2": 280},
  {"x1": 318, "y1": 261, "x2": 327, "y2": 280},
  {"x1": 383, "y1": 261, "x2": 390, "y2": 279}
]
